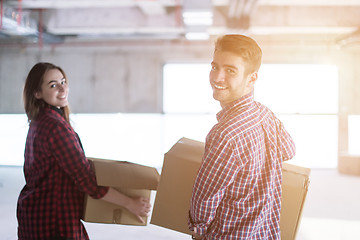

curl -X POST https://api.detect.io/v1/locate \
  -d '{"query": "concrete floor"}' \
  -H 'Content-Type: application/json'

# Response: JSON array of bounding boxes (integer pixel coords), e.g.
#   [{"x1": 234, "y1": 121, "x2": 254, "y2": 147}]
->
[{"x1": 1, "y1": 166, "x2": 360, "y2": 240}]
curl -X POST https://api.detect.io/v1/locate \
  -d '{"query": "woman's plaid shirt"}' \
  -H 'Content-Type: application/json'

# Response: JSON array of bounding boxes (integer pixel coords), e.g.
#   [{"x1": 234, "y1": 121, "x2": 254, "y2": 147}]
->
[
  {"x1": 189, "y1": 93, "x2": 296, "y2": 239},
  {"x1": 17, "y1": 107, "x2": 108, "y2": 240}
]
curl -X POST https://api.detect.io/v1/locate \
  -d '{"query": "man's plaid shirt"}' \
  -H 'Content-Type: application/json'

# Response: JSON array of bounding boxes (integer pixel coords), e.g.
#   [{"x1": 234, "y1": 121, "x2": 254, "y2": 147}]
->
[{"x1": 189, "y1": 93, "x2": 296, "y2": 239}]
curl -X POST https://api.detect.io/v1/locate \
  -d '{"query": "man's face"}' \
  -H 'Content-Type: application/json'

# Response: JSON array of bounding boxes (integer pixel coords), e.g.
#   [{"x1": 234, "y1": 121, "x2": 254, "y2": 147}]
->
[{"x1": 209, "y1": 50, "x2": 256, "y2": 108}]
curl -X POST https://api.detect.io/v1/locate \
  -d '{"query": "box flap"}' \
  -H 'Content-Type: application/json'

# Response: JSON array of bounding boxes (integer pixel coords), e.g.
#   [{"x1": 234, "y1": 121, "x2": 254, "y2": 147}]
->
[
  {"x1": 88, "y1": 158, "x2": 160, "y2": 190},
  {"x1": 283, "y1": 162, "x2": 311, "y2": 177},
  {"x1": 166, "y1": 137, "x2": 205, "y2": 163}
]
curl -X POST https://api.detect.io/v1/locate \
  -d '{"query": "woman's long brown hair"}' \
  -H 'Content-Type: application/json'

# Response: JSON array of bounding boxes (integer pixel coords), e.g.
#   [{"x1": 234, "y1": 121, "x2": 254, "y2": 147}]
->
[{"x1": 23, "y1": 62, "x2": 71, "y2": 123}]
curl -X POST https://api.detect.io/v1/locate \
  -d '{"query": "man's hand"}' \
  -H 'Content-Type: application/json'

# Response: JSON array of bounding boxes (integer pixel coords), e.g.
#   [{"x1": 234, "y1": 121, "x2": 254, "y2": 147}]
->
[{"x1": 191, "y1": 232, "x2": 203, "y2": 240}]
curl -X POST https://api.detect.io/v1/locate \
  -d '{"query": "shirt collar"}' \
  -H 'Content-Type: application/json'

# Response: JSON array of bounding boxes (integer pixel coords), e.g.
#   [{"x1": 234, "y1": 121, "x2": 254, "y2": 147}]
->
[
  {"x1": 50, "y1": 105, "x2": 63, "y2": 114},
  {"x1": 43, "y1": 105, "x2": 64, "y2": 117},
  {"x1": 216, "y1": 92, "x2": 254, "y2": 122}
]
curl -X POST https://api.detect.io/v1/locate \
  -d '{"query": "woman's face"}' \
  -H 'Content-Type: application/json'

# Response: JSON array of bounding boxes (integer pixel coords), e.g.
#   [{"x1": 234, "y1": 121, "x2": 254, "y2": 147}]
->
[{"x1": 35, "y1": 69, "x2": 69, "y2": 108}]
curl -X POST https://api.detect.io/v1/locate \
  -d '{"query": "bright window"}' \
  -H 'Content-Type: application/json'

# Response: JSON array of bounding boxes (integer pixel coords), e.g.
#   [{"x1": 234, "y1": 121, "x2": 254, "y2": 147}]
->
[
  {"x1": 163, "y1": 63, "x2": 339, "y2": 168},
  {"x1": 163, "y1": 64, "x2": 220, "y2": 114},
  {"x1": 255, "y1": 64, "x2": 338, "y2": 114}
]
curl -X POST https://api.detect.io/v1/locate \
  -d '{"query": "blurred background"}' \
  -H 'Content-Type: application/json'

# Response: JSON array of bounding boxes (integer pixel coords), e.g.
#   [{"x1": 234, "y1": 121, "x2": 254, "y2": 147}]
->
[{"x1": 1, "y1": 0, "x2": 360, "y2": 239}]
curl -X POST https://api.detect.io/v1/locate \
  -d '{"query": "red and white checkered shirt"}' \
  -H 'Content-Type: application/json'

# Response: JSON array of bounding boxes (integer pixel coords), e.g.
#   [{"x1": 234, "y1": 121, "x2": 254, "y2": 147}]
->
[{"x1": 189, "y1": 93, "x2": 296, "y2": 240}]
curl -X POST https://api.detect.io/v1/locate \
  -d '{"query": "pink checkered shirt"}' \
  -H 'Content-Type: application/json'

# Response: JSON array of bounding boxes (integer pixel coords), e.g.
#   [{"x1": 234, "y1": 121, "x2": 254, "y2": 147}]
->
[{"x1": 189, "y1": 93, "x2": 296, "y2": 239}]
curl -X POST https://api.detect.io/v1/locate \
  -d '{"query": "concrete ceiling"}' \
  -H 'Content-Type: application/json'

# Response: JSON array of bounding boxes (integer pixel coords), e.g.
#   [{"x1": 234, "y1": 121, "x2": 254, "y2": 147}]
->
[{"x1": 1, "y1": 0, "x2": 360, "y2": 47}]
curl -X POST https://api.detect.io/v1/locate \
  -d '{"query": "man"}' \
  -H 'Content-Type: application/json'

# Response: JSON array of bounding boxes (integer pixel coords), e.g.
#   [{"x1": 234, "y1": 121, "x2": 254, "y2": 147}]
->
[{"x1": 188, "y1": 34, "x2": 296, "y2": 239}]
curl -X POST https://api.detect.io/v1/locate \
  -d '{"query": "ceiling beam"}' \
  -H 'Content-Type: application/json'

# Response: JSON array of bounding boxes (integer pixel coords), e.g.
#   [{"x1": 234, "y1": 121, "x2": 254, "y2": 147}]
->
[
  {"x1": 137, "y1": 1, "x2": 166, "y2": 15},
  {"x1": 260, "y1": 0, "x2": 360, "y2": 6}
]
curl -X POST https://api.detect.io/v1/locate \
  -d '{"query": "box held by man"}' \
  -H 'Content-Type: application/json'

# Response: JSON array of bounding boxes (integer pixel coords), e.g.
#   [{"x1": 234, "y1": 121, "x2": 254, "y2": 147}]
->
[{"x1": 151, "y1": 137, "x2": 310, "y2": 239}]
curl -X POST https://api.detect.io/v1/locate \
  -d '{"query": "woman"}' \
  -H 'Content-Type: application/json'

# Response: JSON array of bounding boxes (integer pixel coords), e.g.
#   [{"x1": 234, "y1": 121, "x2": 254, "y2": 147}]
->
[{"x1": 17, "y1": 62, "x2": 151, "y2": 240}]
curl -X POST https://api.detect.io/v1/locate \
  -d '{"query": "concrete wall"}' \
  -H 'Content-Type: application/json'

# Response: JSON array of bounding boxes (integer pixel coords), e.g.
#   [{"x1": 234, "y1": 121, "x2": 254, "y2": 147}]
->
[
  {"x1": 1, "y1": 40, "x2": 360, "y2": 115},
  {"x1": 0, "y1": 42, "x2": 213, "y2": 113}
]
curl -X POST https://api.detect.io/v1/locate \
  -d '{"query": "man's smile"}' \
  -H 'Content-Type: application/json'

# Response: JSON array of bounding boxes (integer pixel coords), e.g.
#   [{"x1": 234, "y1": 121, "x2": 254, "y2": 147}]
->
[{"x1": 213, "y1": 84, "x2": 227, "y2": 90}]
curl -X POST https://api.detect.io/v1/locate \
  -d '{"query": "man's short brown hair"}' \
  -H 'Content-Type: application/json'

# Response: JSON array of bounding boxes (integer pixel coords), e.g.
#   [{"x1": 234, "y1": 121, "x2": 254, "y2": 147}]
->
[{"x1": 214, "y1": 34, "x2": 262, "y2": 75}]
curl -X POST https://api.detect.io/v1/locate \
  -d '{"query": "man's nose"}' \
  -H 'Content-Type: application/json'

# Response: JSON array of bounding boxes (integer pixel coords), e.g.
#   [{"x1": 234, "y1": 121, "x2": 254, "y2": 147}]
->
[{"x1": 213, "y1": 70, "x2": 225, "y2": 82}]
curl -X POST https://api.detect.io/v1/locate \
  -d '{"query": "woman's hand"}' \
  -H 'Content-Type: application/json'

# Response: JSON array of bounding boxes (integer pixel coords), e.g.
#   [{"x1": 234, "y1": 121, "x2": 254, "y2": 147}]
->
[
  {"x1": 101, "y1": 187, "x2": 152, "y2": 224},
  {"x1": 125, "y1": 196, "x2": 151, "y2": 223}
]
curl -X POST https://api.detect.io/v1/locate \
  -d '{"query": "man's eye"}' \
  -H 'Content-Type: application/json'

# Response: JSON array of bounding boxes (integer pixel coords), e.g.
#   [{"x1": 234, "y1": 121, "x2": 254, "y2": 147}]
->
[
  {"x1": 227, "y1": 69, "x2": 235, "y2": 74},
  {"x1": 211, "y1": 66, "x2": 217, "y2": 71}
]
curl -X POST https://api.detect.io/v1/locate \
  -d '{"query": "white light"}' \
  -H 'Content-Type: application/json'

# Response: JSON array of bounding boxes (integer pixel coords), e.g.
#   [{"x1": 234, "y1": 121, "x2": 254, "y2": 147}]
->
[
  {"x1": 182, "y1": 11, "x2": 213, "y2": 26},
  {"x1": 185, "y1": 32, "x2": 210, "y2": 40},
  {"x1": 182, "y1": 11, "x2": 213, "y2": 19}
]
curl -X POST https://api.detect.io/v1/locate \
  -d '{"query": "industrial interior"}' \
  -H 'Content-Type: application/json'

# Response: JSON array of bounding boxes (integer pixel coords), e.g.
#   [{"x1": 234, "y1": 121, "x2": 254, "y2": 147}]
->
[{"x1": 1, "y1": 0, "x2": 360, "y2": 239}]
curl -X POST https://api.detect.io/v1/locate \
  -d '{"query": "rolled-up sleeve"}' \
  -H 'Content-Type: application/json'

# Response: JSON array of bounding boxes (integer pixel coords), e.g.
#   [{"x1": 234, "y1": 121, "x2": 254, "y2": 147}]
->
[{"x1": 276, "y1": 120, "x2": 296, "y2": 161}]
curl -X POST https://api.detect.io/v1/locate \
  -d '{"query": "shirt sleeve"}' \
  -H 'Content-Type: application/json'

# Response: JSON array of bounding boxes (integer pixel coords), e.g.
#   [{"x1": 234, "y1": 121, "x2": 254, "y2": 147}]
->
[
  {"x1": 276, "y1": 120, "x2": 296, "y2": 161},
  {"x1": 189, "y1": 134, "x2": 240, "y2": 236},
  {"x1": 48, "y1": 121, "x2": 108, "y2": 199}
]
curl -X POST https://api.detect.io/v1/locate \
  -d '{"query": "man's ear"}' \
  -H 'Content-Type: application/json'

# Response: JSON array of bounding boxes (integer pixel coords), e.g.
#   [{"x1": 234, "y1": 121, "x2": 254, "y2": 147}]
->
[
  {"x1": 247, "y1": 72, "x2": 258, "y2": 88},
  {"x1": 34, "y1": 91, "x2": 42, "y2": 99}
]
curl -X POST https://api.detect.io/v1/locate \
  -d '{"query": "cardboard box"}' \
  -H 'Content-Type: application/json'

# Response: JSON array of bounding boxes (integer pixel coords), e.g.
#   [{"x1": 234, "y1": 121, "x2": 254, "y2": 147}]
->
[
  {"x1": 83, "y1": 158, "x2": 160, "y2": 226},
  {"x1": 280, "y1": 162, "x2": 311, "y2": 240},
  {"x1": 151, "y1": 138, "x2": 204, "y2": 234},
  {"x1": 338, "y1": 155, "x2": 360, "y2": 176},
  {"x1": 151, "y1": 137, "x2": 310, "y2": 240}
]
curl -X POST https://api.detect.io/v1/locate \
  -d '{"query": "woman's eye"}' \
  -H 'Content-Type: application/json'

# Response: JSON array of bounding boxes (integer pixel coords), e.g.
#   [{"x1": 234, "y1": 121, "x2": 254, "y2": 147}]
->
[
  {"x1": 211, "y1": 66, "x2": 217, "y2": 71},
  {"x1": 61, "y1": 80, "x2": 66, "y2": 85},
  {"x1": 50, "y1": 84, "x2": 56, "y2": 88}
]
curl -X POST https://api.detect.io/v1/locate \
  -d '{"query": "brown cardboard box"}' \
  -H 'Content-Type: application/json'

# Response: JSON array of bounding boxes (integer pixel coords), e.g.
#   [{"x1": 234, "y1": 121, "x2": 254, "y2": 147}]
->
[
  {"x1": 280, "y1": 162, "x2": 311, "y2": 240},
  {"x1": 151, "y1": 137, "x2": 310, "y2": 240},
  {"x1": 338, "y1": 155, "x2": 360, "y2": 175},
  {"x1": 151, "y1": 138, "x2": 203, "y2": 234},
  {"x1": 83, "y1": 157, "x2": 160, "y2": 226}
]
